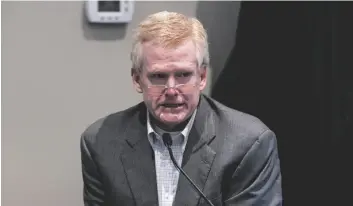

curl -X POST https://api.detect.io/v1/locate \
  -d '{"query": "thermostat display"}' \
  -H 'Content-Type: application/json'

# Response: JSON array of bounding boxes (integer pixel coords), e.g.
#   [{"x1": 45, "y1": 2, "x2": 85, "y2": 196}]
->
[
  {"x1": 98, "y1": 1, "x2": 120, "y2": 12},
  {"x1": 85, "y1": 0, "x2": 134, "y2": 23}
]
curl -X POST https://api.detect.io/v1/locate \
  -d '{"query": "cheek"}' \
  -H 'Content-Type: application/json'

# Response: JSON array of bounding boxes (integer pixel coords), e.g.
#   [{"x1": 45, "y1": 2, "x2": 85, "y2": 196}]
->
[
  {"x1": 143, "y1": 93, "x2": 160, "y2": 109},
  {"x1": 186, "y1": 91, "x2": 200, "y2": 104}
]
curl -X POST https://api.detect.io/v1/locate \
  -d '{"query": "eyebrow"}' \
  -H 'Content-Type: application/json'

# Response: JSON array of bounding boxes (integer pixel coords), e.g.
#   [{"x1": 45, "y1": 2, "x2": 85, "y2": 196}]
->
[{"x1": 149, "y1": 66, "x2": 195, "y2": 73}]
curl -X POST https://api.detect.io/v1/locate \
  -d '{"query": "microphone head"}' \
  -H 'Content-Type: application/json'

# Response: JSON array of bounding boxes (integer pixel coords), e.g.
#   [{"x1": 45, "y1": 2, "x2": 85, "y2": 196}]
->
[{"x1": 162, "y1": 133, "x2": 173, "y2": 147}]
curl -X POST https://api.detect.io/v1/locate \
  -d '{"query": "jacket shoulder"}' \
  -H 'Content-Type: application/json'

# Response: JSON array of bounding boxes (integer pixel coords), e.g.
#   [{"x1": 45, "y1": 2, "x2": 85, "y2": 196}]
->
[
  {"x1": 206, "y1": 95, "x2": 272, "y2": 139},
  {"x1": 204, "y1": 96, "x2": 276, "y2": 161},
  {"x1": 80, "y1": 102, "x2": 145, "y2": 145}
]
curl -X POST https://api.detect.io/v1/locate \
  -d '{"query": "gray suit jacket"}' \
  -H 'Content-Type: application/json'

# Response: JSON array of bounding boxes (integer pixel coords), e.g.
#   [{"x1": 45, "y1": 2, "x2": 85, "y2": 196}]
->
[{"x1": 80, "y1": 94, "x2": 282, "y2": 206}]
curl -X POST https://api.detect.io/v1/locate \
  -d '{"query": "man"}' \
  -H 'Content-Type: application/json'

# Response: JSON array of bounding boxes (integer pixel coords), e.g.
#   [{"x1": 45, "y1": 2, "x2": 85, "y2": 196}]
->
[{"x1": 80, "y1": 11, "x2": 282, "y2": 206}]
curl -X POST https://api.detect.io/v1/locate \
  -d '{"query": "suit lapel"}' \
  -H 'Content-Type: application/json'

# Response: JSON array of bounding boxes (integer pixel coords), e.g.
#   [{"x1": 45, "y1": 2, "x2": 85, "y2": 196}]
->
[
  {"x1": 120, "y1": 104, "x2": 158, "y2": 206},
  {"x1": 173, "y1": 95, "x2": 217, "y2": 206}
]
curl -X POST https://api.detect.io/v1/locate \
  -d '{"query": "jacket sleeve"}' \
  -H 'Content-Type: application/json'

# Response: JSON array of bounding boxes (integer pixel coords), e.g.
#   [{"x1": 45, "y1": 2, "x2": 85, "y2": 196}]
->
[
  {"x1": 80, "y1": 135, "x2": 105, "y2": 206},
  {"x1": 224, "y1": 129, "x2": 283, "y2": 206}
]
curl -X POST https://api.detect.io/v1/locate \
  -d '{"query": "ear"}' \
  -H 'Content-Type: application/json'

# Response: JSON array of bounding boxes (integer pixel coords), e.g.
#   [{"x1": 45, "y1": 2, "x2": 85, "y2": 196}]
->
[
  {"x1": 198, "y1": 66, "x2": 208, "y2": 91},
  {"x1": 131, "y1": 68, "x2": 143, "y2": 93}
]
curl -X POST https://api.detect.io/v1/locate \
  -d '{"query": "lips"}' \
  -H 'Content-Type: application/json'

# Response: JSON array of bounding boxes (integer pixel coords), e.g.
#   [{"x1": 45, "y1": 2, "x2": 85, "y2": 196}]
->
[{"x1": 160, "y1": 103, "x2": 184, "y2": 108}]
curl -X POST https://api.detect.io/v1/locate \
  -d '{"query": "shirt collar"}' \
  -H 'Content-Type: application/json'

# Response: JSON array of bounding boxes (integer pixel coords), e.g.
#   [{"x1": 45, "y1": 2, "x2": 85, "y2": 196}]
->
[{"x1": 147, "y1": 109, "x2": 197, "y2": 145}]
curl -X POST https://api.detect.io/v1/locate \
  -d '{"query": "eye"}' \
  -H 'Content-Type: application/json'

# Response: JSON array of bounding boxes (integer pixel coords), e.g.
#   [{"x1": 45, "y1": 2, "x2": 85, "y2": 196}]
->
[
  {"x1": 175, "y1": 72, "x2": 192, "y2": 78},
  {"x1": 150, "y1": 73, "x2": 167, "y2": 79}
]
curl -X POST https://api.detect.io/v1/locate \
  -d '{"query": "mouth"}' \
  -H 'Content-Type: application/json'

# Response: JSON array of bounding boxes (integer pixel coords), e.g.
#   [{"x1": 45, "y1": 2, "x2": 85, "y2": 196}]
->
[{"x1": 160, "y1": 103, "x2": 185, "y2": 108}]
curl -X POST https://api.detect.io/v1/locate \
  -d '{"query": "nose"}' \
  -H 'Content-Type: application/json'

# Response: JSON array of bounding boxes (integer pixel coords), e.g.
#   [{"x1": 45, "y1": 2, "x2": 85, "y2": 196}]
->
[
  {"x1": 165, "y1": 87, "x2": 178, "y2": 97},
  {"x1": 165, "y1": 77, "x2": 178, "y2": 96},
  {"x1": 166, "y1": 76, "x2": 176, "y2": 88}
]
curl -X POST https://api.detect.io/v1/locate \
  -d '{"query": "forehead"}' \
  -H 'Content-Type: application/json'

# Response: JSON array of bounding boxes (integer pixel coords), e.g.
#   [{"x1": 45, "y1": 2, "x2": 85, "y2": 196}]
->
[{"x1": 142, "y1": 40, "x2": 198, "y2": 71}]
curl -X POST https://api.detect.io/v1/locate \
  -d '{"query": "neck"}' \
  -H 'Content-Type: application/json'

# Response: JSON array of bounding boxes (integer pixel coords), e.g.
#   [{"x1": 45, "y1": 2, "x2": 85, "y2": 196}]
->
[{"x1": 150, "y1": 115, "x2": 191, "y2": 132}]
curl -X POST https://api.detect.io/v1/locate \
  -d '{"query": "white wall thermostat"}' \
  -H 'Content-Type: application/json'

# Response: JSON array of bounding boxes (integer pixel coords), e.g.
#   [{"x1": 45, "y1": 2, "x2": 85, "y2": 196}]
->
[{"x1": 85, "y1": 0, "x2": 134, "y2": 24}]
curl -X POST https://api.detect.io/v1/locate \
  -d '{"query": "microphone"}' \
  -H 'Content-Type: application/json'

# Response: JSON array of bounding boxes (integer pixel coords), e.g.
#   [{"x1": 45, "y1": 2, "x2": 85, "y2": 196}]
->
[{"x1": 162, "y1": 133, "x2": 215, "y2": 206}]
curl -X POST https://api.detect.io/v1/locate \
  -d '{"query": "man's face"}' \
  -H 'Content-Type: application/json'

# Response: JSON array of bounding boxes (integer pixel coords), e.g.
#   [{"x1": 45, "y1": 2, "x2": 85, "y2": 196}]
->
[{"x1": 132, "y1": 40, "x2": 207, "y2": 129}]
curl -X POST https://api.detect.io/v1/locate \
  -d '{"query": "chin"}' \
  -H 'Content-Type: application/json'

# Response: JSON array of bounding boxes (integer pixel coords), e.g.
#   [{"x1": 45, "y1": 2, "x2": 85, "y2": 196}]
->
[
  {"x1": 160, "y1": 114, "x2": 184, "y2": 123},
  {"x1": 158, "y1": 111, "x2": 187, "y2": 124}
]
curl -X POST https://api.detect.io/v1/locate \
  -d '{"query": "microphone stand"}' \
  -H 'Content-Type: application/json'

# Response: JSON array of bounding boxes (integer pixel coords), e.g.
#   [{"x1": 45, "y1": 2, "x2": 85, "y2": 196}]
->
[{"x1": 162, "y1": 133, "x2": 215, "y2": 206}]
